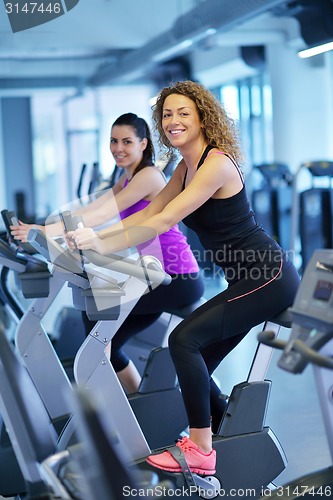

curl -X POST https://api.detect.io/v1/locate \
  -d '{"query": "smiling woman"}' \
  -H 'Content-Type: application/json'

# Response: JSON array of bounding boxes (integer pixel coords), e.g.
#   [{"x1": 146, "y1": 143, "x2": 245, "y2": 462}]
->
[
  {"x1": 71, "y1": 81, "x2": 301, "y2": 475},
  {"x1": 10, "y1": 111, "x2": 204, "y2": 395},
  {"x1": 110, "y1": 115, "x2": 154, "y2": 178}
]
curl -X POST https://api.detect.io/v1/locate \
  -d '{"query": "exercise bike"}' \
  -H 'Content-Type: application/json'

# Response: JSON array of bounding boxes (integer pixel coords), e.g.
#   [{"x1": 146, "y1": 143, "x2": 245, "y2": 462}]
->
[
  {"x1": 258, "y1": 249, "x2": 333, "y2": 499},
  {"x1": 26, "y1": 228, "x2": 293, "y2": 499},
  {"x1": 1, "y1": 209, "x2": 87, "y2": 379},
  {"x1": 0, "y1": 232, "x2": 178, "y2": 497},
  {"x1": 0, "y1": 225, "x2": 292, "y2": 499},
  {"x1": 0, "y1": 230, "x2": 183, "y2": 495}
]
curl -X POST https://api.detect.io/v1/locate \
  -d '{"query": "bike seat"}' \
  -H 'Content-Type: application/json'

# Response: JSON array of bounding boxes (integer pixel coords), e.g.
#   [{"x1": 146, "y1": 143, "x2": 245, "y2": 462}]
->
[
  {"x1": 268, "y1": 308, "x2": 292, "y2": 329},
  {"x1": 164, "y1": 297, "x2": 206, "y2": 319}
]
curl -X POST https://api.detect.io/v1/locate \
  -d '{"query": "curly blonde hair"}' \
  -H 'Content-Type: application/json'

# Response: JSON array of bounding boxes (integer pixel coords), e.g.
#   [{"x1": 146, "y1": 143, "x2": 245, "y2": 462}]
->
[{"x1": 152, "y1": 80, "x2": 244, "y2": 166}]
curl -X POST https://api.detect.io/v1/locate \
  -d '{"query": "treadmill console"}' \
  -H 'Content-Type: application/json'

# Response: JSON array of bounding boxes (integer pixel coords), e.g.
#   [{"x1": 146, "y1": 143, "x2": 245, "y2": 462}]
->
[
  {"x1": 278, "y1": 249, "x2": 333, "y2": 373},
  {"x1": 27, "y1": 228, "x2": 85, "y2": 276},
  {"x1": 1, "y1": 210, "x2": 37, "y2": 255}
]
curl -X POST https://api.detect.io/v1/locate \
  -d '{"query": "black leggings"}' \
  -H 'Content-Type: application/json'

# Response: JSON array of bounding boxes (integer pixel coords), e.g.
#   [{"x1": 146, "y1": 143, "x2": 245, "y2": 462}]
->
[
  {"x1": 168, "y1": 259, "x2": 300, "y2": 429},
  {"x1": 82, "y1": 272, "x2": 204, "y2": 372}
]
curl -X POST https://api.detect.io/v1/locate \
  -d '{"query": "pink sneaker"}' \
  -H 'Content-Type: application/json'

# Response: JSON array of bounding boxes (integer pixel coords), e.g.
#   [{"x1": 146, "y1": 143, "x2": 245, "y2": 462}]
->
[{"x1": 146, "y1": 437, "x2": 216, "y2": 475}]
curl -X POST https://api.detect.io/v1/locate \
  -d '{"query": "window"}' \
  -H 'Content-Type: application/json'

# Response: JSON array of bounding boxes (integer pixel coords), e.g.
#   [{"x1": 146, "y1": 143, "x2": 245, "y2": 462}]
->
[
  {"x1": 31, "y1": 84, "x2": 154, "y2": 217},
  {"x1": 213, "y1": 72, "x2": 274, "y2": 171}
]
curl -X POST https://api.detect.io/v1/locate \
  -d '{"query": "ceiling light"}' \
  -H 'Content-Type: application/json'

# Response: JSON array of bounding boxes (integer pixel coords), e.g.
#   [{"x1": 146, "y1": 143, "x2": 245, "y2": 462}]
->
[{"x1": 298, "y1": 40, "x2": 333, "y2": 58}]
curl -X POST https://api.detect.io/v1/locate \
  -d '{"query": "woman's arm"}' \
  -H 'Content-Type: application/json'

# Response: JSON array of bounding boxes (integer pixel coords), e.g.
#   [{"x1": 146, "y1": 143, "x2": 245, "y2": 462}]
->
[
  {"x1": 11, "y1": 166, "x2": 166, "y2": 241},
  {"x1": 9, "y1": 186, "x2": 119, "y2": 241},
  {"x1": 97, "y1": 160, "x2": 185, "y2": 237},
  {"x1": 74, "y1": 155, "x2": 229, "y2": 255},
  {"x1": 69, "y1": 160, "x2": 186, "y2": 253}
]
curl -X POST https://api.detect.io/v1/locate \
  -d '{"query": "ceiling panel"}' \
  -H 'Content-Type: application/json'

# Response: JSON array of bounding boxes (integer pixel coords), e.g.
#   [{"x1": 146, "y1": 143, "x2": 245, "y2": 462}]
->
[{"x1": 0, "y1": 0, "x2": 309, "y2": 89}]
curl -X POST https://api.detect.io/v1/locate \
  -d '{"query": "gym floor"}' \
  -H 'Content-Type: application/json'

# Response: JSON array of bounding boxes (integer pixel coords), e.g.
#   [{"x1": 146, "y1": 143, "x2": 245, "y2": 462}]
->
[{"x1": 1, "y1": 273, "x2": 331, "y2": 499}]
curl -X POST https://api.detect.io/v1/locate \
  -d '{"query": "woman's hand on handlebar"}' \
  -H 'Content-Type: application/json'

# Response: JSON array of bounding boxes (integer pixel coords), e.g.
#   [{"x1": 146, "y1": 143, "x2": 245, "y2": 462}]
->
[
  {"x1": 10, "y1": 221, "x2": 43, "y2": 242},
  {"x1": 63, "y1": 230, "x2": 76, "y2": 251},
  {"x1": 71, "y1": 227, "x2": 105, "y2": 254}
]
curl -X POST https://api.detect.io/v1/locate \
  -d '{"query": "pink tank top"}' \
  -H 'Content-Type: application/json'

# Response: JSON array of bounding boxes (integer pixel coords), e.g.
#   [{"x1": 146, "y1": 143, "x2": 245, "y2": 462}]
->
[{"x1": 119, "y1": 179, "x2": 199, "y2": 275}]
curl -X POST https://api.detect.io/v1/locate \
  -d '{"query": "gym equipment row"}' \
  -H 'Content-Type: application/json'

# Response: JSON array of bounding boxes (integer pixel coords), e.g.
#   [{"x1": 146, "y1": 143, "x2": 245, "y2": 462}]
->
[
  {"x1": 0, "y1": 321, "x2": 173, "y2": 500},
  {"x1": 1, "y1": 209, "x2": 87, "y2": 380},
  {"x1": 290, "y1": 161, "x2": 333, "y2": 272},
  {"x1": 1, "y1": 205, "x2": 206, "y2": 378},
  {"x1": 0, "y1": 212, "x2": 209, "y2": 493},
  {"x1": 1, "y1": 241, "x2": 331, "y2": 498},
  {"x1": 0, "y1": 214, "x2": 293, "y2": 498},
  {"x1": 76, "y1": 162, "x2": 113, "y2": 204},
  {"x1": 251, "y1": 160, "x2": 333, "y2": 274},
  {"x1": 53, "y1": 247, "x2": 333, "y2": 498},
  {"x1": 0, "y1": 226, "x2": 191, "y2": 493},
  {"x1": 251, "y1": 162, "x2": 293, "y2": 251}
]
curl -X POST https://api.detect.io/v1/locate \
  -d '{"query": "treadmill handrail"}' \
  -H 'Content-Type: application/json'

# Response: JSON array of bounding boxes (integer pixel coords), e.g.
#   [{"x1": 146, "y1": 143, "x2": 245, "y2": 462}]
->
[
  {"x1": 27, "y1": 228, "x2": 171, "y2": 286},
  {"x1": 0, "y1": 238, "x2": 49, "y2": 273},
  {"x1": 0, "y1": 239, "x2": 30, "y2": 265},
  {"x1": 27, "y1": 228, "x2": 86, "y2": 276},
  {"x1": 258, "y1": 330, "x2": 333, "y2": 370},
  {"x1": 82, "y1": 250, "x2": 171, "y2": 286}
]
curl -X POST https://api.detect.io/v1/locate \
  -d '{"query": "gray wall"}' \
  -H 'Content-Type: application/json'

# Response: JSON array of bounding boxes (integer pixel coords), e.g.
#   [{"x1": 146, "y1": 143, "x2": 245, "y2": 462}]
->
[{"x1": 1, "y1": 97, "x2": 35, "y2": 219}]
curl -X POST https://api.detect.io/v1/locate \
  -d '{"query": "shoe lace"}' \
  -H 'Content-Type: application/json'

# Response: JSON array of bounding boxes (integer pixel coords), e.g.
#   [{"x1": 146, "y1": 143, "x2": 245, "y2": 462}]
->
[{"x1": 176, "y1": 436, "x2": 191, "y2": 452}]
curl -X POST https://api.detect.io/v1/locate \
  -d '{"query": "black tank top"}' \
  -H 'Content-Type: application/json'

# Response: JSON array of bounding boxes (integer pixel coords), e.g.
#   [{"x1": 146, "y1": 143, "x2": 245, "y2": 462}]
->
[{"x1": 182, "y1": 146, "x2": 282, "y2": 284}]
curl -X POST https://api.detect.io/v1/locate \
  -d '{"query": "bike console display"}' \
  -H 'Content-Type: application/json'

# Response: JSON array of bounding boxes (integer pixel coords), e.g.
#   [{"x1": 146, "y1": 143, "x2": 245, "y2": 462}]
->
[{"x1": 278, "y1": 250, "x2": 333, "y2": 373}]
